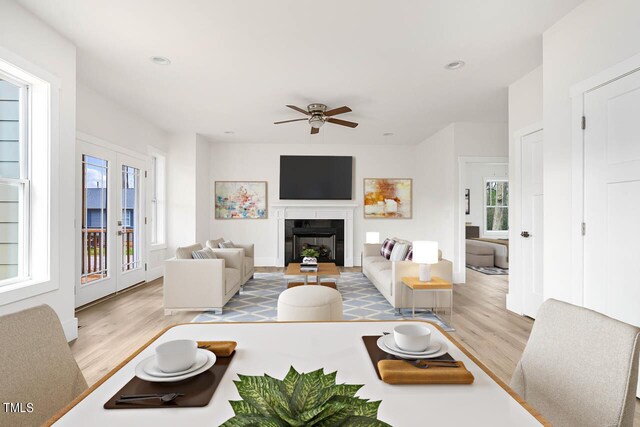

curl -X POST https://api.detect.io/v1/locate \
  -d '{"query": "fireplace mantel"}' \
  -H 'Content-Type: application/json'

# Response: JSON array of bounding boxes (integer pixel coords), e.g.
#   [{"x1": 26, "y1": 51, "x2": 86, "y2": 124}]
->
[{"x1": 273, "y1": 203, "x2": 358, "y2": 267}]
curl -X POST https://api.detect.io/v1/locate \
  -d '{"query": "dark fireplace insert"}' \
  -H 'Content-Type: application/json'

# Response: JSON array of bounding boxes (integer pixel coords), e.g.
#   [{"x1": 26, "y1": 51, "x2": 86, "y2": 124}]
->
[{"x1": 284, "y1": 219, "x2": 345, "y2": 266}]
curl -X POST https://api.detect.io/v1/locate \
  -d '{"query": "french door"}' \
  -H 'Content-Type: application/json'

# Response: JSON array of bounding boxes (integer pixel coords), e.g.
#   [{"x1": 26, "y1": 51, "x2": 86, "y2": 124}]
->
[{"x1": 76, "y1": 141, "x2": 146, "y2": 307}]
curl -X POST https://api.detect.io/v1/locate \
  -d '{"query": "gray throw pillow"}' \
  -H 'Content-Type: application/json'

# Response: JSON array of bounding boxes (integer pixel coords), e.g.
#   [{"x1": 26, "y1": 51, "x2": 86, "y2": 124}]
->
[
  {"x1": 192, "y1": 248, "x2": 217, "y2": 259},
  {"x1": 219, "y1": 240, "x2": 235, "y2": 248}
]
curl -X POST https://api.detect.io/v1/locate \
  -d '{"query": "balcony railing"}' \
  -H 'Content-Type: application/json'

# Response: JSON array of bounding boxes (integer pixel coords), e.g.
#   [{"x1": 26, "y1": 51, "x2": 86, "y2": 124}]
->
[{"x1": 81, "y1": 227, "x2": 135, "y2": 283}]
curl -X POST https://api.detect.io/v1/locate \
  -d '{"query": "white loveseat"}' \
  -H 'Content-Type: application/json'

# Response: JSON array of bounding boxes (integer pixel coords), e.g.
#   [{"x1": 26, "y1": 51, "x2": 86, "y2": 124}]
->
[
  {"x1": 164, "y1": 243, "x2": 245, "y2": 314},
  {"x1": 362, "y1": 243, "x2": 453, "y2": 311},
  {"x1": 205, "y1": 238, "x2": 255, "y2": 283}
]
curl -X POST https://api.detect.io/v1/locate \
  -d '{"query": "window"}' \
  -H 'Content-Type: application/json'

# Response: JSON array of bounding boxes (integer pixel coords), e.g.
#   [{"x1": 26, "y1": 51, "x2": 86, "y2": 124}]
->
[
  {"x1": 485, "y1": 179, "x2": 508, "y2": 233},
  {"x1": 0, "y1": 73, "x2": 29, "y2": 285},
  {"x1": 149, "y1": 152, "x2": 166, "y2": 246}
]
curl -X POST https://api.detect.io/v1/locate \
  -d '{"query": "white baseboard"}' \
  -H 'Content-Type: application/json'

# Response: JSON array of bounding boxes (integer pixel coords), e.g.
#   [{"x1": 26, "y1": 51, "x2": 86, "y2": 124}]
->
[
  {"x1": 62, "y1": 317, "x2": 78, "y2": 342},
  {"x1": 254, "y1": 257, "x2": 277, "y2": 266},
  {"x1": 146, "y1": 265, "x2": 164, "y2": 282}
]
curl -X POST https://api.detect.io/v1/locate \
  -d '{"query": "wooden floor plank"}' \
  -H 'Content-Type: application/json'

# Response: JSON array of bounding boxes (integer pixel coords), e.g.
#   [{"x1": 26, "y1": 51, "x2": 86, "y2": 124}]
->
[{"x1": 70, "y1": 267, "x2": 640, "y2": 422}]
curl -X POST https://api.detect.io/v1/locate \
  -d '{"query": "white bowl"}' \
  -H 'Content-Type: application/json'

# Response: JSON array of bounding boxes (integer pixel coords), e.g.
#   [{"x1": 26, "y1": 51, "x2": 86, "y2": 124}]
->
[
  {"x1": 155, "y1": 339, "x2": 198, "y2": 373},
  {"x1": 393, "y1": 324, "x2": 431, "y2": 352}
]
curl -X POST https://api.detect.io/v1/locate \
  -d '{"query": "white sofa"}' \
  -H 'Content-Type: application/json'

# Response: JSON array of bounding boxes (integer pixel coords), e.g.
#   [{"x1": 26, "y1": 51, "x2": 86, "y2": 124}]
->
[
  {"x1": 206, "y1": 238, "x2": 255, "y2": 284},
  {"x1": 163, "y1": 243, "x2": 244, "y2": 315},
  {"x1": 362, "y1": 243, "x2": 453, "y2": 312}
]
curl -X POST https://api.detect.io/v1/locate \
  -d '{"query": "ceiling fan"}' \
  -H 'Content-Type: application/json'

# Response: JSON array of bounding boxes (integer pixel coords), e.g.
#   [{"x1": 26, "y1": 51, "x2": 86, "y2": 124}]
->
[{"x1": 274, "y1": 104, "x2": 359, "y2": 135}]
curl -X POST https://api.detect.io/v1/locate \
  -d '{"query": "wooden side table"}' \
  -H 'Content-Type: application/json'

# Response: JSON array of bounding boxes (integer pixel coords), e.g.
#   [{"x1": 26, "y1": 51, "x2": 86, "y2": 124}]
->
[{"x1": 401, "y1": 276, "x2": 453, "y2": 322}]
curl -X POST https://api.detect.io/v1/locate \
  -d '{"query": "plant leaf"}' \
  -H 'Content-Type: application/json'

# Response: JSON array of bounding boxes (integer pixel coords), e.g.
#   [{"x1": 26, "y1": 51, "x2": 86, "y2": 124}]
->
[
  {"x1": 318, "y1": 370, "x2": 337, "y2": 388},
  {"x1": 220, "y1": 414, "x2": 287, "y2": 427},
  {"x1": 291, "y1": 368, "x2": 324, "y2": 414},
  {"x1": 337, "y1": 415, "x2": 393, "y2": 427},
  {"x1": 229, "y1": 400, "x2": 261, "y2": 415},
  {"x1": 234, "y1": 375, "x2": 286, "y2": 417},
  {"x1": 302, "y1": 400, "x2": 348, "y2": 425},
  {"x1": 282, "y1": 366, "x2": 301, "y2": 396}
]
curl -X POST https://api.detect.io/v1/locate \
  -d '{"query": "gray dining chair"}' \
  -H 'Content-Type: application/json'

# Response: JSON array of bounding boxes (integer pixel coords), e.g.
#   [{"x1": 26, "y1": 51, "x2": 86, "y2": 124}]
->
[
  {"x1": 510, "y1": 299, "x2": 639, "y2": 427},
  {"x1": 0, "y1": 305, "x2": 88, "y2": 426}
]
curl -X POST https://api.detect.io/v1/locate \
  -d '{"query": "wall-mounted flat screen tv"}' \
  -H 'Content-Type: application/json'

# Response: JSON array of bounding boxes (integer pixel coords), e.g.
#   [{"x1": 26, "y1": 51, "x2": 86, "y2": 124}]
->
[{"x1": 280, "y1": 155, "x2": 353, "y2": 200}]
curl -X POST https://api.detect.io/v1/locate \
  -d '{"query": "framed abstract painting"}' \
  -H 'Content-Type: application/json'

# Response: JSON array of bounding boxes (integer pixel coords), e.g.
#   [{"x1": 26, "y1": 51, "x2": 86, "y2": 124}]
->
[
  {"x1": 215, "y1": 181, "x2": 268, "y2": 219},
  {"x1": 363, "y1": 178, "x2": 412, "y2": 219}
]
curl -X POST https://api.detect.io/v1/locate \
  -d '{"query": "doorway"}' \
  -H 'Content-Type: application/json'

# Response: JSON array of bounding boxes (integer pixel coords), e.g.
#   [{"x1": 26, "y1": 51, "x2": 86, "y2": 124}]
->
[{"x1": 76, "y1": 140, "x2": 146, "y2": 307}]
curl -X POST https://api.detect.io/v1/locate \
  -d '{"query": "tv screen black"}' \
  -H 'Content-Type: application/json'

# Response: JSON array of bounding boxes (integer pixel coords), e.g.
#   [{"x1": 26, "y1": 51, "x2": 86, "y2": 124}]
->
[{"x1": 280, "y1": 156, "x2": 353, "y2": 200}]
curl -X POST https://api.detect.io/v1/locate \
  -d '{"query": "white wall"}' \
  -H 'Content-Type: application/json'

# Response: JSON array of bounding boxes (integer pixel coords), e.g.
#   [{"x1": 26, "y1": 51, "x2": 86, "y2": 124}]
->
[
  {"x1": 208, "y1": 142, "x2": 425, "y2": 266},
  {"x1": 508, "y1": 66, "x2": 543, "y2": 137},
  {"x1": 542, "y1": 0, "x2": 640, "y2": 303},
  {"x1": 166, "y1": 133, "x2": 197, "y2": 256},
  {"x1": 416, "y1": 125, "x2": 456, "y2": 262},
  {"x1": 0, "y1": 0, "x2": 77, "y2": 339},
  {"x1": 195, "y1": 135, "x2": 211, "y2": 244},
  {"x1": 76, "y1": 81, "x2": 172, "y2": 281},
  {"x1": 464, "y1": 163, "x2": 509, "y2": 235}
]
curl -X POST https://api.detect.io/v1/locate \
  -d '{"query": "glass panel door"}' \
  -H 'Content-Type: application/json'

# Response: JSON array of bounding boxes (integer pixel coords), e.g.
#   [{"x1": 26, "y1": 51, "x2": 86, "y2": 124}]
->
[
  {"x1": 76, "y1": 142, "x2": 116, "y2": 307},
  {"x1": 120, "y1": 164, "x2": 140, "y2": 272},
  {"x1": 81, "y1": 155, "x2": 108, "y2": 284},
  {"x1": 116, "y1": 153, "x2": 146, "y2": 290}
]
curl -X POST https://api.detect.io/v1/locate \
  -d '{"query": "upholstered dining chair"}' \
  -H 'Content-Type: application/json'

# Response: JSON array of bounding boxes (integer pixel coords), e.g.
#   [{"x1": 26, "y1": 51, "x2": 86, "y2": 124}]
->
[
  {"x1": 0, "y1": 305, "x2": 88, "y2": 426},
  {"x1": 510, "y1": 299, "x2": 639, "y2": 427}
]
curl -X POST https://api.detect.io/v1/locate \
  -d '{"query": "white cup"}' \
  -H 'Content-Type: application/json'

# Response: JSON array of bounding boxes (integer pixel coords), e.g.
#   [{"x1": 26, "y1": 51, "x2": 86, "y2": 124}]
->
[
  {"x1": 155, "y1": 339, "x2": 198, "y2": 373},
  {"x1": 393, "y1": 324, "x2": 431, "y2": 352}
]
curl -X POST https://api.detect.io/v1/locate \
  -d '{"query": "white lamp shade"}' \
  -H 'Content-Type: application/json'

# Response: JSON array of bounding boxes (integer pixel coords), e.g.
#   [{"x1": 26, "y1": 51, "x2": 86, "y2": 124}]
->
[
  {"x1": 412, "y1": 241, "x2": 439, "y2": 264},
  {"x1": 366, "y1": 232, "x2": 380, "y2": 244}
]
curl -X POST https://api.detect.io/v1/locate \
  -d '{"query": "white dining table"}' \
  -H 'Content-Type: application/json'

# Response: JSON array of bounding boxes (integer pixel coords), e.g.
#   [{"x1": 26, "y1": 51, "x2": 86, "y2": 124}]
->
[{"x1": 49, "y1": 321, "x2": 545, "y2": 426}]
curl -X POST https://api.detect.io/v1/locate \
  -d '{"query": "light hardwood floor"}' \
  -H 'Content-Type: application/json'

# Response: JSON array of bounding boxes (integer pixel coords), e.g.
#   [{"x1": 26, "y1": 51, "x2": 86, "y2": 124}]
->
[{"x1": 71, "y1": 268, "x2": 640, "y2": 422}]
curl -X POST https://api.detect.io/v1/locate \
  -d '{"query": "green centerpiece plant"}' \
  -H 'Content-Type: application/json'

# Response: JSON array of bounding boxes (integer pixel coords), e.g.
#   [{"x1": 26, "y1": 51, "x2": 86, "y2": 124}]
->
[
  {"x1": 300, "y1": 248, "x2": 320, "y2": 259},
  {"x1": 221, "y1": 366, "x2": 391, "y2": 426}
]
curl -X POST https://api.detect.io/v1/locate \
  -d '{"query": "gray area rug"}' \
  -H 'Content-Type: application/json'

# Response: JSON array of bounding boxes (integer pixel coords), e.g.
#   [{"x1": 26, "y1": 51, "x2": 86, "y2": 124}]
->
[
  {"x1": 466, "y1": 265, "x2": 509, "y2": 275},
  {"x1": 192, "y1": 272, "x2": 454, "y2": 331}
]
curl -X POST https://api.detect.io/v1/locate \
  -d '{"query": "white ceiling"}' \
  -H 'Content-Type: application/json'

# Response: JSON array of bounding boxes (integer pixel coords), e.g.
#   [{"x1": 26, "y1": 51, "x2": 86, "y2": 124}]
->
[{"x1": 18, "y1": 0, "x2": 582, "y2": 145}]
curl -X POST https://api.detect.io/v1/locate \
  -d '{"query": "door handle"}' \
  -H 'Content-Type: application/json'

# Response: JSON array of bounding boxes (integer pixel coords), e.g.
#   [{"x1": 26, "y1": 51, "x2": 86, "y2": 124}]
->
[{"x1": 521, "y1": 231, "x2": 530, "y2": 238}]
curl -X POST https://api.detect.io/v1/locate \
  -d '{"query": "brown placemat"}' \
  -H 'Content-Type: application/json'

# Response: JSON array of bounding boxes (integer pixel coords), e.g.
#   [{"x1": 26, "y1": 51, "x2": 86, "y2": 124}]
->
[
  {"x1": 362, "y1": 335, "x2": 455, "y2": 380},
  {"x1": 104, "y1": 351, "x2": 235, "y2": 409}
]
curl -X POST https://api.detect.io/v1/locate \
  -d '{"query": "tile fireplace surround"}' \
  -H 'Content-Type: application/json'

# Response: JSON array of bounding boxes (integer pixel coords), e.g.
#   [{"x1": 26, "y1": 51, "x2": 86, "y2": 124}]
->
[{"x1": 273, "y1": 203, "x2": 358, "y2": 267}]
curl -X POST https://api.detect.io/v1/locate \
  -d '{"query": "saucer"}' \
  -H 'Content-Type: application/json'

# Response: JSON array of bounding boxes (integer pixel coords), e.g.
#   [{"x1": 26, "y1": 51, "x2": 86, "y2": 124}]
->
[
  {"x1": 135, "y1": 350, "x2": 216, "y2": 382},
  {"x1": 143, "y1": 349, "x2": 209, "y2": 377},
  {"x1": 377, "y1": 335, "x2": 448, "y2": 360},
  {"x1": 383, "y1": 334, "x2": 441, "y2": 356}
]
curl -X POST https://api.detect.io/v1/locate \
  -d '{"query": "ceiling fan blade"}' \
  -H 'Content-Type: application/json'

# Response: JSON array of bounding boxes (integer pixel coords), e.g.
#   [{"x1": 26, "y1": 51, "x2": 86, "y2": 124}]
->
[
  {"x1": 311, "y1": 127, "x2": 319, "y2": 135},
  {"x1": 324, "y1": 106, "x2": 352, "y2": 116},
  {"x1": 286, "y1": 105, "x2": 310, "y2": 115},
  {"x1": 274, "y1": 118, "x2": 308, "y2": 125},
  {"x1": 327, "y1": 117, "x2": 359, "y2": 128}
]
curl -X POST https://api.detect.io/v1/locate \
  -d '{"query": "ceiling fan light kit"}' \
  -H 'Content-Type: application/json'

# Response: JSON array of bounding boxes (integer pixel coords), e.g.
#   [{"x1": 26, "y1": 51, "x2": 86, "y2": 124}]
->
[{"x1": 274, "y1": 103, "x2": 358, "y2": 135}]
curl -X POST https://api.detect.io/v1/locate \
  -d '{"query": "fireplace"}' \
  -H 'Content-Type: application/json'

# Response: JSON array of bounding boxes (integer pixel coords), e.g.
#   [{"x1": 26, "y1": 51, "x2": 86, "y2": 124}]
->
[{"x1": 285, "y1": 219, "x2": 345, "y2": 266}]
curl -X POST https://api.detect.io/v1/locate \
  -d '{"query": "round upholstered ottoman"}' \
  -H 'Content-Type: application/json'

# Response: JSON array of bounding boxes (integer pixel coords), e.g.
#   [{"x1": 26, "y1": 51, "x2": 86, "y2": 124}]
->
[{"x1": 277, "y1": 285, "x2": 343, "y2": 321}]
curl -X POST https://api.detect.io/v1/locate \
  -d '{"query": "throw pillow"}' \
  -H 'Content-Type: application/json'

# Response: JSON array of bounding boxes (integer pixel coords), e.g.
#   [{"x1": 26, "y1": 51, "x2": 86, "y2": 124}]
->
[
  {"x1": 192, "y1": 248, "x2": 217, "y2": 259},
  {"x1": 404, "y1": 246, "x2": 413, "y2": 261},
  {"x1": 206, "y1": 238, "x2": 225, "y2": 249},
  {"x1": 219, "y1": 240, "x2": 235, "y2": 248},
  {"x1": 380, "y1": 238, "x2": 396, "y2": 260},
  {"x1": 389, "y1": 243, "x2": 410, "y2": 261}
]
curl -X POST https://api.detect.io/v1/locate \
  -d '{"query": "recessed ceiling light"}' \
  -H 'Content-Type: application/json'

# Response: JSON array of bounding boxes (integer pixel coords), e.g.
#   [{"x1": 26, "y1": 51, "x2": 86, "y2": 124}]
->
[
  {"x1": 445, "y1": 60, "x2": 465, "y2": 70},
  {"x1": 150, "y1": 56, "x2": 171, "y2": 65},
  {"x1": 383, "y1": 132, "x2": 394, "y2": 137},
  {"x1": 224, "y1": 131, "x2": 235, "y2": 135}
]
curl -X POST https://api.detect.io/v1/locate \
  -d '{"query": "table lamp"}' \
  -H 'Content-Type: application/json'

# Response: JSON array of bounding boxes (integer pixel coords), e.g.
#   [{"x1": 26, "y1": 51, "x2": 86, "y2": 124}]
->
[
  {"x1": 366, "y1": 232, "x2": 380, "y2": 244},
  {"x1": 412, "y1": 241, "x2": 439, "y2": 282}
]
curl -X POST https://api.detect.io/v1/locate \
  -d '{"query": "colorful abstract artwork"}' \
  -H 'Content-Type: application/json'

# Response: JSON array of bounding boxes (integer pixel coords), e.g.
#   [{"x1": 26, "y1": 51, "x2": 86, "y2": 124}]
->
[
  {"x1": 363, "y1": 178, "x2": 412, "y2": 219},
  {"x1": 215, "y1": 181, "x2": 267, "y2": 219}
]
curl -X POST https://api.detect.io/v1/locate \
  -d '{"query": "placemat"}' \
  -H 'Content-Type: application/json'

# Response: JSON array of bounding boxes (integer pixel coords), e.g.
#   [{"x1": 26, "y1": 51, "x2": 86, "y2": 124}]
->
[
  {"x1": 362, "y1": 335, "x2": 455, "y2": 380},
  {"x1": 104, "y1": 351, "x2": 235, "y2": 409}
]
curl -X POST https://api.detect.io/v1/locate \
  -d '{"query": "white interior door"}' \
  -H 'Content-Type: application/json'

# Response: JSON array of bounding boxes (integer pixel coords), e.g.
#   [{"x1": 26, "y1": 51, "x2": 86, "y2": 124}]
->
[
  {"x1": 116, "y1": 153, "x2": 146, "y2": 291},
  {"x1": 583, "y1": 69, "x2": 640, "y2": 396},
  {"x1": 76, "y1": 142, "x2": 116, "y2": 306},
  {"x1": 76, "y1": 144, "x2": 146, "y2": 307},
  {"x1": 521, "y1": 130, "x2": 544, "y2": 318}
]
